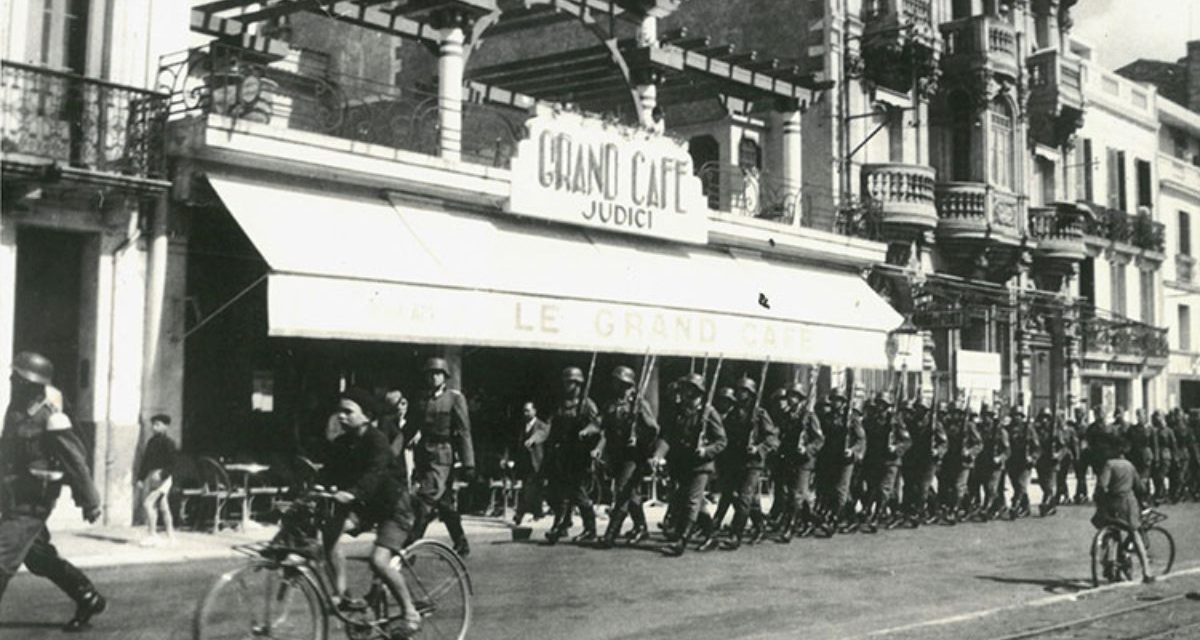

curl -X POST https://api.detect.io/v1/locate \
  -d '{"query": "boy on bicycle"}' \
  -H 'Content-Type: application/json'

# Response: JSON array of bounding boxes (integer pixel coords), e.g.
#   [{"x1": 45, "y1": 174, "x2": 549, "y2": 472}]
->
[
  {"x1": 323, "y1": 388, "x2": 422, "y2": 636},
  {"x1": 1091, "y1": 432, "x2": 1156, "y2": 584}
]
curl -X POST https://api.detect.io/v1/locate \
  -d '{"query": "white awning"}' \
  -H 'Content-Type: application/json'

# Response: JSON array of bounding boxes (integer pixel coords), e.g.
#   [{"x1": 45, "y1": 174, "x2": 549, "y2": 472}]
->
[{"x1": 207, "y1": 174, "x2": 905, "y2": 369}]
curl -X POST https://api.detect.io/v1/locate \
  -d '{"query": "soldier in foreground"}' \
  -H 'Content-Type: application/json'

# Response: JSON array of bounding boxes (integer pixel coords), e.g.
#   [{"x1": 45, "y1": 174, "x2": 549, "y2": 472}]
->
[
  {"x1": 651, "y1": 374, "x2": 726, "y2": 557},
  {"x1": 775, "y1": 383, "x2": 826, "y2": 542},
  {"x1": 0, "y1": 352, "x2": 106, "y2": 631},
  {"x1": 545, "y1": 366, "x2": 602, "y2": 544},
  {"x1": 596, "y1": 365, "x2": 659, "y2": 549},
  {"x1": 718, "y1": 376, "x2": 778, "y2": 550}
]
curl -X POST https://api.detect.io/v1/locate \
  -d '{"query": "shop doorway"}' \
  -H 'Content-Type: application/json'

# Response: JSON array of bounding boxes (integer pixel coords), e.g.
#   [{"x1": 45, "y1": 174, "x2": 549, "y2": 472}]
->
[
  {"x1": 1181, "y1": 380, "x2": 1200, "y2": 411},
  {"x1": 13, "y1": 226, "x2": 87, "y2": 407}
]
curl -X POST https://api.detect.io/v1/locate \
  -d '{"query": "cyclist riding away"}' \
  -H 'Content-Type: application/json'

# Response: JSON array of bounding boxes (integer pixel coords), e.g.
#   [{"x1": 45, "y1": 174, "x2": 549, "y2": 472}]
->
[{"x1": 1091, "y1": 432, "x2": 1156, "y2": 584}]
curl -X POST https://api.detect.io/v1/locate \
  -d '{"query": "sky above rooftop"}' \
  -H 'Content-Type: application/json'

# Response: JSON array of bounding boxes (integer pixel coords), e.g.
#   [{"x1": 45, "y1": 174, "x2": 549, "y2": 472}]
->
[{"x1": 1074, "y1": 0, "x2": 1200, "y2": 70}]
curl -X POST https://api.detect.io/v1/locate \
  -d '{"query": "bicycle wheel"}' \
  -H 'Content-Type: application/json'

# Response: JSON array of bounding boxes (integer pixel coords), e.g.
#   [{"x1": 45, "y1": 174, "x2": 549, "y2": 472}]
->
[
  {"x1": 1090, "y1": 526, "x2": 1125, "y2": 588},
  {"x1": 1142, "y1": 526, "x2": 1176, "y2": 578},
  {"x1": 403, "y1": 539, "x2": 472, "y2": 640},
  {"x1": 195, "y1": 561, "x2": 325, "y2": 640}
]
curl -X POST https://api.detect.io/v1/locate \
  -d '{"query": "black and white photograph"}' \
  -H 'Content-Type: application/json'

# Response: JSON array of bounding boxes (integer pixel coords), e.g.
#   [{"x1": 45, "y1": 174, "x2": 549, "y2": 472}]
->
[{"x1": 3, "y1": 0, "x2": 1200, "y2": 638}]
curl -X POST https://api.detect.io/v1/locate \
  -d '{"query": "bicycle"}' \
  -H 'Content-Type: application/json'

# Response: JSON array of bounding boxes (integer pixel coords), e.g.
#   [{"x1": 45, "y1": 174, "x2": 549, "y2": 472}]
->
[
  {"x1": 1090, "y1": 508, "x2": 1175, "y2": 588},
  {"x1": 194, "y1": 489, "x2": 473, "y2": 639}
]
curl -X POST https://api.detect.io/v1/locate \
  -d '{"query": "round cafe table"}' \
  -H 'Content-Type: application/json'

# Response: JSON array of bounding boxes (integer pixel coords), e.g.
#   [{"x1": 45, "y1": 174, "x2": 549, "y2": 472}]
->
[{"x1": 223, "y1": 462, "x2": 270, "y2": 531}]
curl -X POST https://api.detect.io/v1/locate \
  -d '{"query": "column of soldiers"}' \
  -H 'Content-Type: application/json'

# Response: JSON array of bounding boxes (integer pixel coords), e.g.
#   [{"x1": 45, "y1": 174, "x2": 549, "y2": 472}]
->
[{"x1": 526, "y1": 360, "x2": 1200, "y2": 559}]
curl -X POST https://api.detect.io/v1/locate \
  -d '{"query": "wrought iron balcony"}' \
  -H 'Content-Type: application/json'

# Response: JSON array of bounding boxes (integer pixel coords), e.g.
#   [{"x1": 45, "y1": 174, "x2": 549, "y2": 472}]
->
[
  {"x1": 1, "y1": 60, "x2": 168, "y2": 180},
  {"x1": 1078, "y1": 307, "x2": 1169, "y2": 360},
  {"x1": 1027, "y1": 49, "x2": 1085, "y2": 148},
  {"x1": 157, "y1": 43, "x2": 527, "y2": 169},
  {"x1": 860, "y1": 163, "x2": 937, "y2": 236},
  {"x1": 939, "y1": 15, "x2": 1019, "y2": 80},
  {"x1": 1029, "y1": 203, "x2": 1087, "y2": 263},
  {"x1": 699, "y1": 163, "x2": 803, "y2": 225},
  {"x1": 934, "y1": 181, "x2": 1020, "y2": 243},
  {"x1": 1080, "y1": 204, "x2": 1166, "y2": 253}
]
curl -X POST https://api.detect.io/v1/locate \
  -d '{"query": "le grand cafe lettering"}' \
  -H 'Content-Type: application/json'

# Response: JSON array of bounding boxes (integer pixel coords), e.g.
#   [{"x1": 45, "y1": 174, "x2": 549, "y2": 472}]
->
[{"x1": 508, "y1": 108, "x2": 709, "y2": 244}]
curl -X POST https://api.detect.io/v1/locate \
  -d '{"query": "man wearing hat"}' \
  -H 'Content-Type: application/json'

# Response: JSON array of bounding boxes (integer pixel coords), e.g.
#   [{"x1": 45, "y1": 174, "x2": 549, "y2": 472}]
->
[
  {"x1": 974, "y1": 409, "x2": 1010, "y2": 520},
  {"x1": 764, "y1": 387, "x2": 791, "y2": 527},
  {"x1": 716, "y1": 376, "x2": 778, "y2": 550},
  {"x1": 544, "y1": 365, "x2": 602, "y2": 544},
  {"x1": 406, "y1": 357, "x2": 475, "y2": 557},
  {"x1": 596, "y1": 366, "x2": 659, "y2": 549},
  {"x1": 940, "y1": 405, "x2": 982, "y2": 520},
  {"x1": 775, "y1": 382, "x2": 825, "y2": 542},
  {"x1": 866, "y1": 393, "x2": 910, "y2": 526},
  {"x1": 651, "y1": 373, "x2": 726, "y2": 557},
  {"x1": 901, "y1": 396, "x2": 947, "y2": 523},
  {"x1": 1005, "y1": 406, "x2": 1040, "y2": 518},
  {"x1": 0, "y1": 352, "x2": 106, "y2": 630},
  {"x1": 705, "y1": 386, "x2": 740, "y2": 547}
]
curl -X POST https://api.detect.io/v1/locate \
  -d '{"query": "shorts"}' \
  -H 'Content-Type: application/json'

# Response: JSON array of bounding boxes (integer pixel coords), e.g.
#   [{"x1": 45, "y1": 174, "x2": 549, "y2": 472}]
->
[{"x1": 375, "y1": 517, "x2": 411, "y2": 554}]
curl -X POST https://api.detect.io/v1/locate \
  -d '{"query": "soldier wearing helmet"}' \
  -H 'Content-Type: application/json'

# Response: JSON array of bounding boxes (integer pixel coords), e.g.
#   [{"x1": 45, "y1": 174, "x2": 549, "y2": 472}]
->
[
  {"x1": 0, "y1": 352, "x2": 106, "y2": 629},
  {"x1": 901, "y1": 392, "x2": 948, "y2": 524},
  {"x1": 973, "y1": 405, "x2": 1010, "y2": 520},
  {"x1": 774, "y1": 381, "x2": 826, "y2": 542},
  {"x1": 405, "y1": 357, "x2": 475, "y2": 557},
  {"x1": 1006, "y1": 404, "x2": 1041, "y2": 518},
  {"x1": 939, "y1": 402, "x2": 983, "y2": 522},
  {"x1": 596, "y1": 365, "x2": 659, "y2": 549},
  {"x1": 818, "y1": 386, "x2": 866, "y2": 529},
  {"x1": 651, "y1": 373, "x2": 726, "y2": 557},
  {"x1": 544, "y1": 365, "x2": 602, "y2": 545},
  {"x1": 711, "y1": 374, "x2": 777, "y2": 550}
]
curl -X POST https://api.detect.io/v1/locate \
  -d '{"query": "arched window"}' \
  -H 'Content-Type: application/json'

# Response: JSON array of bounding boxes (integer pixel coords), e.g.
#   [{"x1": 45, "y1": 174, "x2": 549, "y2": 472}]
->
[
  {"x1": 689, "y1": 135, "x2": 720, "y2": 209},
  {"x1": 989, "y1": 98, "x2": 1015, "y2": 190}
]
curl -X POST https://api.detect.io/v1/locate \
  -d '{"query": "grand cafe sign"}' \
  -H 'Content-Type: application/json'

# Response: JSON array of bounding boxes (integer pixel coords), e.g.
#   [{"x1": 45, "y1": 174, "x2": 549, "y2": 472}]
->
[{"x1": 508, "y1": 106, "x2": 709, "y2": 244}]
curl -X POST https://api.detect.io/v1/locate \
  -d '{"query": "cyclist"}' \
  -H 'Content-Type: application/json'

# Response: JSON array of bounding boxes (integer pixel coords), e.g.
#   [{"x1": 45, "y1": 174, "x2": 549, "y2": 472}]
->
[
  {"x1": 1091, "y1": 432, "x2": 1156, "y2": 584},
  {"x1": 323, "y1": 388, "x2": 422, "y2": 635}
]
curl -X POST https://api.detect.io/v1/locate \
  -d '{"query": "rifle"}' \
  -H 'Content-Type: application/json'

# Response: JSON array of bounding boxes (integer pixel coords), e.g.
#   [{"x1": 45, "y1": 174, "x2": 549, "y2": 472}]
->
[
  {"x1": 749, "y1": 357, "x2": 771, "y2": 453},
  {"x1": 699, "y1": 355, "x2": 723, "y2": 451},
  {"x1": 798, "y1": 364, "x2": 820, "y2": 454},
  {"x1": 843, "y1": 368, "x2": 855, "y2": 457},
  {"x1": 629, "y1": 349, "x2": 655, "y2": 448}
]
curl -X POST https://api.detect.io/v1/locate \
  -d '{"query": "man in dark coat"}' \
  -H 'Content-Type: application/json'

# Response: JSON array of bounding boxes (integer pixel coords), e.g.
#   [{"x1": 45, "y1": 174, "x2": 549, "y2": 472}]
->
[
  {"x1": 717, "y1": 376, "x2": 778, "y2": 550},
  {"x1": 512, "y1": 401, "x2": 549, "y2": 527}
]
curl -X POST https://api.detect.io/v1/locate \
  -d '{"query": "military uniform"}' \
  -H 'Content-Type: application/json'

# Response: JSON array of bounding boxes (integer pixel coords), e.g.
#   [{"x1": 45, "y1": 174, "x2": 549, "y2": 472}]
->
[
  {"x1": 822, "y1": 397, "x2": 866, "y2": 522},
  {"x1": 940, "y1": 410, "x2": 982, "y2": 513},
  {"x1": 775, "y1": 389, "x2": 824, "y2": 541},
  {"x1": 654, "y1": 375, "x2": 726, "y2": 557},
  {"x1": 1006, "y1": 412, "x2": 1041, "y2": 514},
  {"x1": 875, "y1": 408, "x2": 911, "y2": 518},
  {"x1": 545, "y1": 372, "x2": 602, "y2": 543},
  {"x1": 901, "y1": 402, "x2": 947, "y2": 518},
  {"x1": 406, "y1": 359, "x2": 475, "y2": 555},
  {"x1": 718, "y1": 387, "x2": 778, "y2": 548},
  {"x1": 0, "y1": 353, "x2": 105, "y2": 630},
  {"x1": 1036, "y1": 415, "x2": 1071, "y2": 512},
  {"x1": 597, "y1": 371, "x2": 659, "y2": 547},
  {"x1": 976, "y1": 416, "x2": 1010, "y2": 514},
  {"x1": 1169, "y1": 411, "x2": 1192, "y2": 501},
  {"x1": 1150, "y1": 415, "x2": 1176, "y2": 502}
]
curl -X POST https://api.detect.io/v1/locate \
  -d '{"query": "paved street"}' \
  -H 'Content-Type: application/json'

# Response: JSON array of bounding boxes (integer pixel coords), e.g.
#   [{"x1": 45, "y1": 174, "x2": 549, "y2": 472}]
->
[{"x1": 3, "y1": 502, "x2": 1199, "y2": 639}]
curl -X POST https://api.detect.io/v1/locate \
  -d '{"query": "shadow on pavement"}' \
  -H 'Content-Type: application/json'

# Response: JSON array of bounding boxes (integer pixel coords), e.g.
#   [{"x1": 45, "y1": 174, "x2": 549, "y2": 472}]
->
[
  {"x1": 975, "y1": 574, "x2": 1092, "y2": 594},
  {"x1": 0, "y1": 621, "x2": 64, "y2": 630}
]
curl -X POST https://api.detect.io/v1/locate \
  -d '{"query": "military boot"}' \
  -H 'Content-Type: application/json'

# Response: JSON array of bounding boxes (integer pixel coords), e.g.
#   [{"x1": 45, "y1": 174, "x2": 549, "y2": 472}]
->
[
  {"x1": 64, "y1": 590, "x2": 107, "y2": 632},
  {"x1": 572, "y1": 507, "x2": 597, "y2": 543}
]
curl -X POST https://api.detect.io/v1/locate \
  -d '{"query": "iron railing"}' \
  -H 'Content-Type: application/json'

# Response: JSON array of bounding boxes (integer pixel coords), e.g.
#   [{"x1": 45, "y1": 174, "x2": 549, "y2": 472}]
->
[
  {"x1": 1080, "y1": 204, "x2": 1166, "y2": 253},
  {"x1": 698, "y1": 162, "x2": 804, "y2": 224},
  {"x1": 1078, "y1": 311, "x2": 1169, "y2": 359},
  {"x1": 1, "y1": 60, "x2": 168, "y2": 179},
  {"x1": 157, "y1": 43, "x2": 529, "y2": 169}
]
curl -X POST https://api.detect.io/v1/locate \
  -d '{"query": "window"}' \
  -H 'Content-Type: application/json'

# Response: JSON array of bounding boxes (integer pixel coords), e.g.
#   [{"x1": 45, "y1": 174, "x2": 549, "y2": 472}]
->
[
  {"x1": 1107, "y1": 148, "x2": 1127, "y2": 211},
  {"x1": 1136, "y1": 159, "x2": 1153, "y2": 209},
  {"x1": 1076, "y1": 138, "x2": 1094, "y2": 202},
  {"x1": 1180, "y1": 211, "x2": 1192, "y2": 256},
  {"x1": 1035, "y1": 156, "x2": 1056, "y2": 205},
  {"x1": 1111, "y1": 262, "x2": 1127, "y2": 316},
  {"x1": 1140, "y1": 270, "x2": 1155, "y2": 324},
  {"x1": 28, "y1": 0, "x2": 89, "y2": 73},
  {"x1": 989, "y1": 99, "x2": 1015, "y2": 190},
  {"x1": 688, "y1": 135, "x2": 720, "y2": 210},
  {"x1": 1179, "y1": 305, "x2": 1191, "y2": 351},
  {"x1": 947, "y1": 91, "x2": 974, "y2": 181},
  {"x1": 888, "y1": 111, "x2": 905, "y2": 163},
  {"x1": 737, "y1": 137, "x2": 762, "y2": 171}
]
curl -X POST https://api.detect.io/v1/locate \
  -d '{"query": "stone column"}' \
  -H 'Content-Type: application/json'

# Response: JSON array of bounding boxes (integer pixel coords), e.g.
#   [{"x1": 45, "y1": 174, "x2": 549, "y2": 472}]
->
[
  {"x1": 0, "y1": 214, "x2": 16, "y2": 414},
  {"x1": 436, "y1": 13, "x2": 467, "y2": 162},
  {"x1": 633, "y1": 14, "x2": 660, "y2": 130},
  {"x1": 775, "y1": 102, "x2": 804, "y2": 226}
]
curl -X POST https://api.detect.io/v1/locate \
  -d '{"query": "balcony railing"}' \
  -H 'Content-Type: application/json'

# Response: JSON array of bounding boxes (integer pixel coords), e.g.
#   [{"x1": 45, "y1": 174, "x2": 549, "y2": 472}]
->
[
  {"x1": 157, "y1": 44, "x2": 528, "y2": 169},
  {"x1": 1028, "y1": 203, "x2": 1086, "y2": 263},
  {"x1": 1159, "y1": 152, "x2": 1200, "y2": 193},
  {"x1": 865, "y1": 0, "x2": 933, "y2": 31},
  {"x1": 1078, "y1": 307, "x2": 1169, "y2": 359},
  {"x1": 1080, "y1": 204, "x2": 1166, "y2": 253},
  {"x1": 1, "y1": 60, "x2": 168, "y2": 179},
  {"x1": 699, "y1": 163, "x2": 803, "y2": 224},
  {"x1": 935, "y1": 181, "x2": 1021, "y2": 240},
  {"x1": 940, "y1": 15, "x2": 1018, "y2": 78},
  {"x1": 1027, "y1": 49, "x2": 1084, "y2": 111},
  {"x1": 861, "y1": 163, "x2": 937, "y2": 232}
]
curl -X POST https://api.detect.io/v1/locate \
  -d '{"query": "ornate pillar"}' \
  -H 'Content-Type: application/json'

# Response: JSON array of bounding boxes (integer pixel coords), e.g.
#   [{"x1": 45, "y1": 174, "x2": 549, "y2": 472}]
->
[
  {"x1": 633, "y1": 14, "x2": 662, "y2": 131},
  {"x1": 434, "y1": 11, "x2": 470, "y2": 162}
]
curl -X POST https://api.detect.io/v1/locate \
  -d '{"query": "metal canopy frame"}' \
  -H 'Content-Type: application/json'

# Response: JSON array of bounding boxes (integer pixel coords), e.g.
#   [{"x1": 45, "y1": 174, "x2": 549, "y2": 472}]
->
[{"x1": 189, "y1": 0, "x2": 827, "y2": 113}]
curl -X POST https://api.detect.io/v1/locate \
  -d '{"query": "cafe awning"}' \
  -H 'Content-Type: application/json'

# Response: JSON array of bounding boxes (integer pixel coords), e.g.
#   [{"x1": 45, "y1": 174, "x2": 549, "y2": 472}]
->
[{"x1": 206, "y1": 173, "x2": 904, "y2": 369}]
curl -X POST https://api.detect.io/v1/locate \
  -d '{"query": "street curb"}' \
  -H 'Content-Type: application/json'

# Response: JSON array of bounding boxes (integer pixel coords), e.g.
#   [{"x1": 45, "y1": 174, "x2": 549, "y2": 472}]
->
[{"x1": 855, "y1": 563, "x2": 1200, "y2": 639}]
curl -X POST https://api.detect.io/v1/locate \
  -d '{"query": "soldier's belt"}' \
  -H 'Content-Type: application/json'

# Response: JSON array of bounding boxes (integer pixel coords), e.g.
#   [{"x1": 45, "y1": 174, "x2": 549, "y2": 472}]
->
[{"x1": 29, "y1": 469, "x2": 65, "y2": 482}]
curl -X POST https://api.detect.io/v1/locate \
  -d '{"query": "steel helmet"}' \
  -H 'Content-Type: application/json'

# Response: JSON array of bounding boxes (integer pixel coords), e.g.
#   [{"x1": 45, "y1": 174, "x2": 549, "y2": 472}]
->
[
  {"x1": 769, "y1": 388, "x2": 788, "y2": 401},
  {"x1": 423, "y1": 357, "x2": 449, "y2": 374},
  {"x1": 12, "y1": 351, "x2": 53, "y2": 385},
  {"x1": 786, "y1": 383, "x2": 808, "y2": 399},
  {"x1": 714, "y1": 387, "x2": 736, "y2": 405},
  {"x1": 877, "y1": 391, "x2": 894, "y2": 406},
  {"x1": 612, "y1": 366, "x2": 636, "y2": 386},
  {"x1": 734, "y1": 376, "x2": 757, "y2": 395},
  {"x1": 677, "y1": 373, "x2": 705, "y2": 395},
  {"x1": 562, "y1": 366, "x2": 585, "y2": 383},
  {"x1": 829, "y1": 389, "x2": 847, "y2": 402}
]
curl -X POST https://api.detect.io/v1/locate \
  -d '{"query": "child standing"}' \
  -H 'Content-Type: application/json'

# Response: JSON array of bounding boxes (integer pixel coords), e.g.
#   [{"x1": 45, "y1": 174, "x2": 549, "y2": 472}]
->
[{"x1": 138, "y1": 414, "x2": 178, "y2": 546}]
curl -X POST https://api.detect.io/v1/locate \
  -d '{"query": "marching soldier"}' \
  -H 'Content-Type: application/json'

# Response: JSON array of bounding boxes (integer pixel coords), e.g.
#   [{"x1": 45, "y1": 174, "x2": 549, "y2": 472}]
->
[
  {"x1": 718, "y1": 376, "x2": 779, "y2": 550},
  {"x1": 406, "y1": 357, "x2": 475, "y2": 557},
  {"x1": 1036, "y1": 410, "x2": 1071, "y2": 516},
  {"x1": 764, "y1": 388, "x2": 791, "y2": 528},
  {"x1": 1056, "y1": 411, "x2": 1079, "y2": 506},
  {"x1": 544, "y1": 366, "x2": 602, "y2": 544},
  {"x1": 873, "y1": 396, "x2": 911, "y2": 526},
  {"x1": 901, "y1": 397, "x2": 947, "y2": 523},
  {"x1": 1169, "y1": 409, "x2": 1192, "y2": 502},
  {"x1": 1149, "y1": 410, "x2": 1176, "y2": 503},
  {"x1": 0, "y1": 352, "x2": 106, "y2": 630},
  {"x1": 596, "y1": 366, "x2": 659, "y2": 549},
  {"x1": 1006, "y1": 407, "x2": 1040, "y2": 518},
  {"x1": 775, "y1": 383, "x2": 825, "y2": 542},
  {"x1": 651, "y1": 374, "x2": 727, "y2": 557},
  {"x1": 858, "y1": 393, "x2": 890, "y2": 525},
  {"x1": 976, "y1": 409, "x2": 1010, "y2": 520},
  {"x1": 707, "y1": 387, "x2": 739, "y2": 547},
  {"x1": 941, "y1": 406, "x2": 982, "y2": 520},
  {"x1": 1071, "y1": 407, "x2": 1091, "y2": 504},
  {"x1": 823, "y1": 390, "x2": 866, "y2": 528}
]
